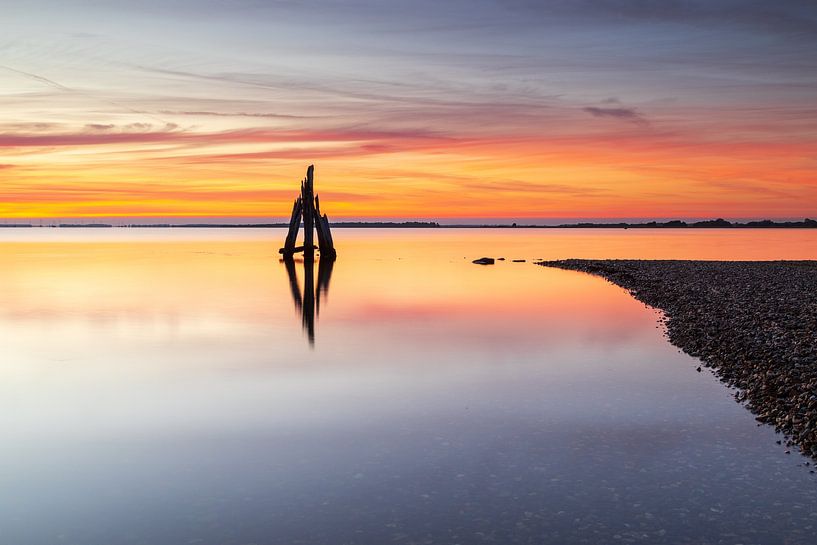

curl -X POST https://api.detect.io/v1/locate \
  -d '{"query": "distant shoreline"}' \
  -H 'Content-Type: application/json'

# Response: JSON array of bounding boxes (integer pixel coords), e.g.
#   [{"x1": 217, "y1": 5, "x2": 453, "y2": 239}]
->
[{"x1": 2, "y1": 218, "x2": 816, "y2": 229}]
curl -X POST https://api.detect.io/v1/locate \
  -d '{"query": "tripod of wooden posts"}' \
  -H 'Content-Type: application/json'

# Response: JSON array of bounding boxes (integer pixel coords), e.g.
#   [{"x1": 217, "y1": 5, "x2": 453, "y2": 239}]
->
[{"x1": 279, "y1": 165, "x2": 337, "y2": 260}]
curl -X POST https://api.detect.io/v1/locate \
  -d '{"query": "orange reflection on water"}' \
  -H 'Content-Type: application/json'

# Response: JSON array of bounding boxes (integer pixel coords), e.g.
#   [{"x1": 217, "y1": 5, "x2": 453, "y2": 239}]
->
[
  {"x1": 0, "y1": 240, "x2": 277, "y2": 325},
  {"x1": 0, "y1": 228, "x2": 815, "y2": 351}
]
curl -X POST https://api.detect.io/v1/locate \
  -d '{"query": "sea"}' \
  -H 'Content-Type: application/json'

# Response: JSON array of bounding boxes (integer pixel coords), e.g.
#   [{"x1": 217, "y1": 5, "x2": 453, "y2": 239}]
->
[{"x1": 2, "y1": 228, "x2": 816, "y2": 544}]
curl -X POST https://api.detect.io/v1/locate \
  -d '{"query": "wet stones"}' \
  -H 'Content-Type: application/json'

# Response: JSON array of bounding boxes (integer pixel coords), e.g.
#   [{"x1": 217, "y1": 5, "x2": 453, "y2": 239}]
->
[
  {"x1": 473, "y1": 257, "x2": 495, "y2": 265},
  {"x1": 537, "y1": 259, "x2": 817, "y2": 459}
]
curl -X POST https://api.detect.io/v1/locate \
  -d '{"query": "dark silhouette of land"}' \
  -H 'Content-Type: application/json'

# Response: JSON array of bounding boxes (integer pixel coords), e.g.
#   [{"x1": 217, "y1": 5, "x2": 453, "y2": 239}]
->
[
  {"x1": 4, "y1": 218, "x2": 816, "y2": 229},
  {"x1": 545, "y1": 218, "x2": 817, "y2": 229}
]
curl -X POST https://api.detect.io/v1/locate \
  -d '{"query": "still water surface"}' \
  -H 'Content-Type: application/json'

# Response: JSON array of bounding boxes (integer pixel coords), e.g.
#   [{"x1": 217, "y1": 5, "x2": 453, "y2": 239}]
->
[{"x1": 1, "y1": 228, "x2": 816, "y2": 544}]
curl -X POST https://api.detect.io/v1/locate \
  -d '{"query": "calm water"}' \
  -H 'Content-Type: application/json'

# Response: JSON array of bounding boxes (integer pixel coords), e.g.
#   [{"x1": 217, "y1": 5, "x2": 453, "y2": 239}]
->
[{"x1": 2, "y1": 228, "x2": 817, "y2": 545}]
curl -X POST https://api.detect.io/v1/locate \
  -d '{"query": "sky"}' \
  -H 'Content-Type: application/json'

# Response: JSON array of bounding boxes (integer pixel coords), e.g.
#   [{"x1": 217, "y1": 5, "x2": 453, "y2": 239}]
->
[{"x1": 1, "y1": 0, "x2": 816, "y2": 222}]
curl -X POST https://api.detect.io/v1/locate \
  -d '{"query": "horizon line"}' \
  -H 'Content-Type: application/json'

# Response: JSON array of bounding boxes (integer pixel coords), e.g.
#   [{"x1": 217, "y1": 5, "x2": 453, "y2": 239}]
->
[{"x1": 3, "y1": 216, "x2": 815, "y2": 227}]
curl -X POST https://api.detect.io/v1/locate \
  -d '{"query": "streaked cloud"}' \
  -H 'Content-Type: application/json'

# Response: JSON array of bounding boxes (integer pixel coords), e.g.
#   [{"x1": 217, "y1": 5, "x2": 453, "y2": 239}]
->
[{"x1": 158, "y1": 110, "x2": 314, "y2": 119}]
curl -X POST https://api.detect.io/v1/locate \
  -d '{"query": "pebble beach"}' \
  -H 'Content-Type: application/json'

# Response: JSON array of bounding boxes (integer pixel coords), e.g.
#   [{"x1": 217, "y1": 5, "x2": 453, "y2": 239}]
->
[{"x1": 538, "y1": 259, "x2": 817, "y2": 459}]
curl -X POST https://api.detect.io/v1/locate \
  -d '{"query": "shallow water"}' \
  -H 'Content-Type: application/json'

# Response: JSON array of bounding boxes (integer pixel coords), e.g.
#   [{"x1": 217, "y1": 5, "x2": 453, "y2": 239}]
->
[{"x1": 1, "y1": 228, "x2": 816, "y2": 544}]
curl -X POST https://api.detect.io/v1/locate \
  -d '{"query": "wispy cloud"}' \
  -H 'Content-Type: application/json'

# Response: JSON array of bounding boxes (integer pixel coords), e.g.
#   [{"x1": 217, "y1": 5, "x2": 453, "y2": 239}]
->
[
  {"x1": 158, "y1": 110, "x2": 314, "y2": 120},
  {"x1": 458, "y1": 179, "x2": 610, "y2": 197},
  {"x1": 0, "y1": 125, "x2": 183, "y2": 147},
  {"x1": 0, "y1": 64, "x2": 72, "y2": 91},
  {"x1": 0, "y1": 181, "x2": 296, "y2": 203},
  {"x1": 0, "y1": 64, "x2": 170, "y2": 125},
  {"x1": 583, "y1": 106, "x2": 646, "y2": 124}
]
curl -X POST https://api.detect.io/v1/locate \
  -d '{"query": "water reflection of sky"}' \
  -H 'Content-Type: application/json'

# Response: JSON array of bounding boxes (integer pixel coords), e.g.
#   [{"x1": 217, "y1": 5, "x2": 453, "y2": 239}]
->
[{"x1": 1, "y1": 229, "x2": 816, "y2": 544}]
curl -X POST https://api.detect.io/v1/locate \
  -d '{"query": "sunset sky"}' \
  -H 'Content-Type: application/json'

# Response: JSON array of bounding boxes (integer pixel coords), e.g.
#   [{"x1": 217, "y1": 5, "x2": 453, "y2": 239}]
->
[{"x1": 1, "y1": 0, "x2": 815, "y2": 222}]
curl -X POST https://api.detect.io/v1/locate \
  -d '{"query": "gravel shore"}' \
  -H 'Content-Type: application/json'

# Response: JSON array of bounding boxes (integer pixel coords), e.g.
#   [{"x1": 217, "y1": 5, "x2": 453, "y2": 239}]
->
[{"x1": 538, "y1": 259, "x2": 817, "y2": 458}]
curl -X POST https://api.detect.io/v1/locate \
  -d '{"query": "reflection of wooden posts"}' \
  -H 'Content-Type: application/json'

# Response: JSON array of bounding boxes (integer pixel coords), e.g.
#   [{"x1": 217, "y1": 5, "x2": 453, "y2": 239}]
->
[
  {"x1": 316, "y1": 255, "x2": 334, "y2": 316},
  {"x1": 283, "y1": 256, "x2": 303, "y2": 311},
  {"x1": 282, "y1": 254, "x2": 334, "y2": 347},
  {"x1": 280, "y1": 165, "x2": 335, "y2": 259},
  {"x1": 302, "y1": 258, "x2": 315, "y2": 344}
]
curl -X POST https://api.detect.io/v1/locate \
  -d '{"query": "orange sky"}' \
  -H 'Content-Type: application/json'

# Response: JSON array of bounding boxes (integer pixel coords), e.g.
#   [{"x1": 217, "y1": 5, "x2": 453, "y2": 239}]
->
[{"x1": 1, "y1": 1, "x2": 816, "y2": 221}]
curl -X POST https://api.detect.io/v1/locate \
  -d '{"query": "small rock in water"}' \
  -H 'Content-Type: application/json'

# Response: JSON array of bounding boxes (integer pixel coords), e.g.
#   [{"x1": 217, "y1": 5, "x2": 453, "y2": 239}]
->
[
  {"x1": 472, "y1": 257, "x2": 495, "y2": 265},
  {"x1": 513, "y1": 259, "x2": 526, "y2": 262},
  {"x1": 498, "y1": 257, "x2": 506, "y2": 261}
]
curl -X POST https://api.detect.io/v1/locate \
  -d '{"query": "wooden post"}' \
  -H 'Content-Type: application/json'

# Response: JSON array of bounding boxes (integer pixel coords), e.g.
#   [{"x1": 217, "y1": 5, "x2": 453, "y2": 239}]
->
[
  {"x1": 282, "y1": 197, "x2": 302, "y2": 253},
  {"x1": 314, "y1": 194, "x2": 337, "y2": 259},
  {"x1": 320, "y1": 214, "x2": 336, "y2": 259},
  {"x1": 314, "y1": 193, "x2": 326, "y2": 251},
  {"x1": 301, "y1": 166, "x2": 315, "y2": 258}
]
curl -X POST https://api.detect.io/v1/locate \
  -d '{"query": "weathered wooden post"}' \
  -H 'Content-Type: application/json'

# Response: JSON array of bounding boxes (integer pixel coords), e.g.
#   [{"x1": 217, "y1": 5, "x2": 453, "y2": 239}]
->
[
  {"x1": 283, "y1": 197, "x2": 302, "y2": 253},
  {"x1": 319, "y1": 213, "x2": 336, "y2": 258},
  {"x1": 279, "y1": 165, "x2": 336, "y2": 260},
  {"x1": 301, "y1": 166, "x2": 315, "y2": 259},
  {"x1": 314, "y1": 194, "x2": 337, "y2": 259}
]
